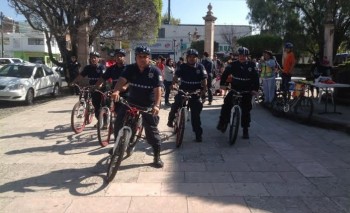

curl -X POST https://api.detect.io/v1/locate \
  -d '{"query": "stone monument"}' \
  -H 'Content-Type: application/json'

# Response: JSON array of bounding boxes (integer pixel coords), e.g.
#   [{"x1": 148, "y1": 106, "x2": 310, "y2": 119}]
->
[{"x1": 203, "y1": 3, "x2": 217, "y2": 58}]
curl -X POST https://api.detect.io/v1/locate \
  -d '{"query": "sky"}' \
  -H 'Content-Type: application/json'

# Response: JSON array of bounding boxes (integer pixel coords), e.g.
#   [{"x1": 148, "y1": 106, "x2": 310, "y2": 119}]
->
[
  {"x1": 1, "y1": 0, "x2": 251, "y2": 25},
  {"x1": 162, "y1": 0, "x2": 251, "y2": 25}
]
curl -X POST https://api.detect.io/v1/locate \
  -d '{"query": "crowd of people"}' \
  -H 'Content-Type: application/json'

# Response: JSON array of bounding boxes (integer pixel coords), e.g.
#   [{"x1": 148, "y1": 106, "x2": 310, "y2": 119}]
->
[{"x1": 68, "y1": 43, "x2": 299, "y2": 169}]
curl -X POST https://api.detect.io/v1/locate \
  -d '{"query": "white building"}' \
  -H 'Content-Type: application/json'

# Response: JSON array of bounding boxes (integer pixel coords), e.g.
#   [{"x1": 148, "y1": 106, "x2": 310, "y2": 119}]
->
[
  {"x1": 1, "y1": 21, "x2": 61, "y2": 66},
  {"x1": 131, "y1": 24, "x2": 252, "y2": 62}
]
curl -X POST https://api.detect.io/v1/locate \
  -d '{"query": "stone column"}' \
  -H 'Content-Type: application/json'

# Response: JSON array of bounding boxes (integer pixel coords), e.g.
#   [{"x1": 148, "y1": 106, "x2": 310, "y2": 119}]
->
[
  {"x1": 202, "y1": 3, "x2": 217, "y2": 58},
  {"x1": 324, "y1": 12, "x2": 334, "y2": 66}
]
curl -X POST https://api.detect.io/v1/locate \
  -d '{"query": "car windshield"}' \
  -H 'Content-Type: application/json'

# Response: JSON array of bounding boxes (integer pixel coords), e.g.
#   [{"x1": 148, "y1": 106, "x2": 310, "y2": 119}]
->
[
  {"x1": 0, "y1": 65, "x2": 34, "y2": 78},
  {"x1": 12, "y1": 59, "x2": 22, "y2": 63}
]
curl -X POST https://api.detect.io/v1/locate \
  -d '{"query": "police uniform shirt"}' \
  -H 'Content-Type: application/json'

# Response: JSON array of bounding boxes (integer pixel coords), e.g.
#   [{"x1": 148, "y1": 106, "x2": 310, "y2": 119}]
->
[
  {"x1": 121, "y1": 63, "x2": 163, "y2": 107},
  {"x1": 80, "y1": 64, "x2": 105, "y2": 85},
  {"x1": 103, "y1": 64, "x2": 126, "y2": 88},
  {"x1": 220, "y1": 60, "x2": 259, "y2": 92},
  {"x1": 176, "y1": 63, "x2": 207, "y2": 91}
]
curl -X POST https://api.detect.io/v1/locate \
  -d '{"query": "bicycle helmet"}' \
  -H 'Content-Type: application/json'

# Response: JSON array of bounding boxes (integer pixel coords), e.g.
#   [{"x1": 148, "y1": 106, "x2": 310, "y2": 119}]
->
[
  {"x1": 285, "y1": 42, "x2": 293, "y2": 49},
  {"x1": 115, "y1": 48, "x2": 126, "y2": 56},
  {"x1": 89, "y1": 51, "x2": 100, "y2": 58},
  {"x1": 135, "y1": 46, "x2": 151, "y2": 55},
  {"x1": 186, "y1": 49, "x2": 199, "y2": 57},
  {"x1": 237, "y1": 47, "x2": 250, "y2": 56}
]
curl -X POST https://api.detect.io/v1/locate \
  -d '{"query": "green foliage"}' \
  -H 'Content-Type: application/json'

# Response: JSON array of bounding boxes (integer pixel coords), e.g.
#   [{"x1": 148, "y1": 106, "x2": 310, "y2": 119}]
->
[
  {"x1": 237, "y1": 34, "x2": 282, "y2": 57},
  {"x1": 162, "y1": 13, "x2": 181, "y2": 25}
]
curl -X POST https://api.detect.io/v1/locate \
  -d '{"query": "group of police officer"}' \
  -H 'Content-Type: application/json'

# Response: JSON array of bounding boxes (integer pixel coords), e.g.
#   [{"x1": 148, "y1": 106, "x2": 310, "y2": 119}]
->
[{"x1": 70, "y1": 45, "x2": 260, "y2": 169}]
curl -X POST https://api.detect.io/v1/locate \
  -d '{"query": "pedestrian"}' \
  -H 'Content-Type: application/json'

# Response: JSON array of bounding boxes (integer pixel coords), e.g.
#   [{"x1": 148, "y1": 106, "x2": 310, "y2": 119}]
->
[
  {"x1": 259, "y1": 50, "x2": 276, "y2": 104},
  {"x1": 164, "y1": 58, "x2": 174, "y2": 106},
  {"x1": 71, "y1": 51, "x2": 106, "y2": 124},
  {"x1": 201, "y1": 51, "x2": 214, "y2": 105},
  {"x1": 281, "y1": 42, "x2": 296, "y2": 99},
  {"x1": 167, "y1": 49, "x2": 208, "y2": 142},
  {"x1": 67, "y1": 55, "x2": 81, "y2": 94},
  {"x1": 111, "y1": 46, "x2": 164, "y2": 168},
  {"x1": 216, "y1": 47, "x2": 259, "y2": 139}
]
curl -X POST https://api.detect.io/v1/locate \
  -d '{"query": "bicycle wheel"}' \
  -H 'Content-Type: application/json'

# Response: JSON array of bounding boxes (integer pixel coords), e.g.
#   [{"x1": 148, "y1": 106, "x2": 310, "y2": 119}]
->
[
  {"x1": 271, "y1": 96, "x2": 285, "y2": 117},
  {"x1": 126, "y1": 117, "x2": 143, "y2": 157},
  {"x1": 106, "y1": 129, "x2": 128, "y2": 183},
  {"x1": 294, "y1": 96, "x2": 314, "y2": 123},
  {"x1": 175, "y1": 108, "x2": 186, "y2": 148},
  {"x1": 228, "y1": 106, "x2": 240, "y2": 145},
  {"x1": 71, "y1": 101, "x2": 86, "y2": 134},
  {"x1": 97, "y1": 108, "x2": 113, "y2": 147}
]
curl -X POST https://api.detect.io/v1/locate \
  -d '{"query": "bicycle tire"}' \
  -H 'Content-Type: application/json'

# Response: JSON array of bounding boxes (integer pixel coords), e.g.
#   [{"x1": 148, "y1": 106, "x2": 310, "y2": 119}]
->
[
  {"x1": 71, "y1": 101, "x2": 86, "y2": 134},
  {"x1": 97, "y1": 108, "x2": 113, "y2": 147},
  {"x1": 294, "y1": 96, "x2": 314, "y2": 123},
  {"x1": 228, "y1": 106, "x2": 240, "y2": 145},
  {"x1": 176, "y1": 108, "x2": 186, "y2": 148},
  {"x1": 271, "y1": 96, "x2": 285, "y2": 117},
  {"x1": 126, "y1": 117, "x2": 143, "y2": 157},
  {"x1": 106, "y1": 129, "x2": 128, "y2": 183}
]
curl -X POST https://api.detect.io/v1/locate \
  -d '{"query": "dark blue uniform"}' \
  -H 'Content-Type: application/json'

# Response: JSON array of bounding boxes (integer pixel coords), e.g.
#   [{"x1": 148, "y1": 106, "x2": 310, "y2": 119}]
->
[
  {"x1": 168, "y1": 63, "x2": 207, "y2": 140},
  {"x1": 114, "y1": 63, "x2": 163, "y2": 147},
  {"x1": 80, "y1": 64, "x2": 106, "y2": 118},
  {"x1": 219, "y1": 60, "x2": 259, "y2": 128}
]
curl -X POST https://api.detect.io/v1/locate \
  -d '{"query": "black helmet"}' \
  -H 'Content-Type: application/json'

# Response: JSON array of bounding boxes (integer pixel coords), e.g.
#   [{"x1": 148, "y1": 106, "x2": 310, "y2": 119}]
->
[
  {"x1": 237, "y1": 47, "x2": 249, "y2": 56},
  {"x1": 186, "y1": 49, "x2": 199, "y2": 57},
  {"x1": 135, "y1": 46, "x2": 151, "y2": 55},
  {"x1": 115, "y1": 48, "x2": 126, "y2": 56},
  {"x1": 89, "y1": 51, "x2": 100, "y2": 58},
  {"x1": 285, "y1": 42, "x2": 293, "y2": 49}
]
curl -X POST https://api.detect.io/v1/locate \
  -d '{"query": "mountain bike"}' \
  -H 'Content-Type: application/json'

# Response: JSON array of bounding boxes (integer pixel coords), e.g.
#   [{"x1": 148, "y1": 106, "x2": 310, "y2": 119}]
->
[
  {"x1": 227, "y1": 89, "x2": 251, "y2": 145},
  {"x1": 271, "y1": 81, "x2": 314, "y2": 123},
  {"x1": 171, "y1": 89, "x2": 201, "y2": 148},
  {"x1": 70, "y1": 85, "x2": 95, "y2": 134},
  {"x1": 106, "y1": 98, "x2": 151, "y2": 183},
  {"x1": 95, "y1": 90, "x2": 115, "y2": 147}
]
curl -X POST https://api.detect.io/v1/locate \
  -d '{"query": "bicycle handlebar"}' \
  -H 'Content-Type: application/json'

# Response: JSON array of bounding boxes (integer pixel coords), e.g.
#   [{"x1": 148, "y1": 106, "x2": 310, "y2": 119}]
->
[{"x1": 118, "y1": 97, "x2": 153, "y2": 113}]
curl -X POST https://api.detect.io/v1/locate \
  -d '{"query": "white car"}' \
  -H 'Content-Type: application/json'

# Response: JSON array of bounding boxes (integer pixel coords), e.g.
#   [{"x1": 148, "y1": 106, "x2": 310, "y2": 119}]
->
[{"x1": 0, "y1": 62, "x2": 62, "y2": 105}]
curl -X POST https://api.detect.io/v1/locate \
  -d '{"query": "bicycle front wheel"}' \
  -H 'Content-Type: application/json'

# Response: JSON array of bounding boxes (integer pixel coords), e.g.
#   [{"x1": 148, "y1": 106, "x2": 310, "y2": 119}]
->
[
  {"x1": 71, "y1": 101, "x2": 86, "y2": 134},
  {"x1": 229, "y1": 106, "x2": 240, "y2": 145},
  {"x1": 294, "y1": 96, "x2": 313, "y2": 123},
  {"x1": 85, "y1": 103, "x2": 94, "y2": 125},
  {"x1": 106, "y1": 129, "x2": 128, "y2": 183},
  {"x1": 175, "y1": 108, "x2": 186, "y2": 148},
  {"x1": 97, "y1": 108, "x2": 113, "y2": 147},
  {"x1": 127, "y1": 117, "x2": 143, "y2": 157}
]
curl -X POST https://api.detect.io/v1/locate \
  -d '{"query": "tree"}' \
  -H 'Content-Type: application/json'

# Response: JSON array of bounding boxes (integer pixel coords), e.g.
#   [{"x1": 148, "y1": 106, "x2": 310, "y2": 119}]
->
[
  {"x1": 8, "y1": 0, "x2": 162, "y2": 66},
  {"x1": 161, "y1": 13, "x2": 181, "y2": 25},
  {"x1": 237, "y1": 34, "x2": 282, "y2": 58},
  {"x1": 246, "y1": 0, "x2": 350, "y2": 59}
]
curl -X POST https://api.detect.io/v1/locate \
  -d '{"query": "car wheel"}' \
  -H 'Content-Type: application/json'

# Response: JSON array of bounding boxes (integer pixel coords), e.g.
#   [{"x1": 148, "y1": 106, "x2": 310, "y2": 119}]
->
[
  {"x1": 25, "y1": 89, "x2": 34, "y2": 105},
  {"x1": 51, "y1": 84, "x2": 60, "y2": 97}
]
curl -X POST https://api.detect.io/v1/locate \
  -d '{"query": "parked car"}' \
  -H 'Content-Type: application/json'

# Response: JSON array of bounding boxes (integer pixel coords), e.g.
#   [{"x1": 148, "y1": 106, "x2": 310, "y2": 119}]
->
[
  {"x1": 0, "y1": 62, "x2": 62, "y2": 105},
  {"x1": 0, "y1": 58, "x2": 25, "y2": 69}
]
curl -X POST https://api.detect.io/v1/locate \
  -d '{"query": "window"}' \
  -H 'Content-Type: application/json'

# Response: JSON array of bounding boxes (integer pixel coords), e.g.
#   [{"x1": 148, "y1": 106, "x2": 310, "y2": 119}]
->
[
  {"x1": 28, "y1": 38, "x2": 44, "y2": 45},
  {"x1": 158, "y1": 28, "x2": 165, "y2": 38},
  {"x1": 34, "y1": 67, "x2": 44, "y2": 78}
]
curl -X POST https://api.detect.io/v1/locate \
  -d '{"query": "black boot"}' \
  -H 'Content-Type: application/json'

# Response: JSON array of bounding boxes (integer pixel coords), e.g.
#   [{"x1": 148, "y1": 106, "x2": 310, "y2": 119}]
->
[
  {"x1": 153, "y1": 146, "x2": 164, "y2": 168},
  {"x1": 243, "y1": 127, "x2": 249, "y2": 139}
]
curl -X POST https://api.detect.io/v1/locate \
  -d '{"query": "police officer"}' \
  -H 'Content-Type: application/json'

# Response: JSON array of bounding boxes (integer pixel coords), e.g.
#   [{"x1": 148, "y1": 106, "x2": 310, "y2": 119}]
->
[
  {"x1": 111, "y1": 46, "x2": 164, "y2": 168},
  {"x1": 67, "y1": 55, "x2": 81, "y2": 94},
  {"x1": 201, "y1": 51, "x2": 214, "y2": 105},
  {"x1": 167, "y1": 49, "x2": 208, "y2": 142},
  {"x1": 71, "y1": 51, "x2": 106, "y2": 122},
  {"x1": 216, "y1": 47, "x2": 259, "y2": 139}
]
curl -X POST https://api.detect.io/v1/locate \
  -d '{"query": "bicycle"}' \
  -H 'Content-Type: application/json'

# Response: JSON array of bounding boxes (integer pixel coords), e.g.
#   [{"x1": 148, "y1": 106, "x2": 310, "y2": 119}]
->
[
  {"x1": 227, "y1": 89, "x2": 252, "y2": 145},
  {"x1": 95, "y1": 90, "x2": 115, "y2": 147},
  {"x1": 271, "y1": 81, "x2": 314, "y2": 123},
  {"x1": 70, "y1": 84, "x2": 95, "y2": 134},
  {"x1": 170, "y1": 89, "x2": 201, "y2": 148},
  {"x1": 106, "y1": 98, "x2": 151, "y2": 183}
]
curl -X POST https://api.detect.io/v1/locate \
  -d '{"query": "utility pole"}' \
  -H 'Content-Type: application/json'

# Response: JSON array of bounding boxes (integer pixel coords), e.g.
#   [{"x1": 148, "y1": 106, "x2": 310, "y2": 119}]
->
[
  {"x1": 168, "y1": 0, "x2": 171, "y2": 24},
  {"x1": 1, "y1": 12, "x2": 4, "y2": 57}
]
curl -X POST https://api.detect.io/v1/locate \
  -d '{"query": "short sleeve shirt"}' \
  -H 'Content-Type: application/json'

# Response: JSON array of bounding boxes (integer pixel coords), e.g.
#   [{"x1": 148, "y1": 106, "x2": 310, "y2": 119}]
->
[
  {"x1": 121, "y1": 64, "x2": 163, "y2": 107},
  {"x1": 176, "y1": 63, "x2": 207, "y2": 91},
  {"x1": 80, "y1": 64, "x2": 105, "y2": 85},
  {"x1": 102, "y1": 64, "x2": 125, "y2": 88}
]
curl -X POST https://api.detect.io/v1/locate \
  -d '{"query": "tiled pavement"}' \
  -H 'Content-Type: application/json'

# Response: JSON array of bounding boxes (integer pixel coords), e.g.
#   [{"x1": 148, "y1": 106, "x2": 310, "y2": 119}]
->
[{"x1": 0, "y1": 94, "x2": 349, "y2": 213}]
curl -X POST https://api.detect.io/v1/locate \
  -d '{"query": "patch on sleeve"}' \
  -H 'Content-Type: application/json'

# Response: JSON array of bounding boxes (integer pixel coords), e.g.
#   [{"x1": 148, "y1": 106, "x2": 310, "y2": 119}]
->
[{"x1": 159, "y1": 75, "x2": 163, "y2": 81}]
